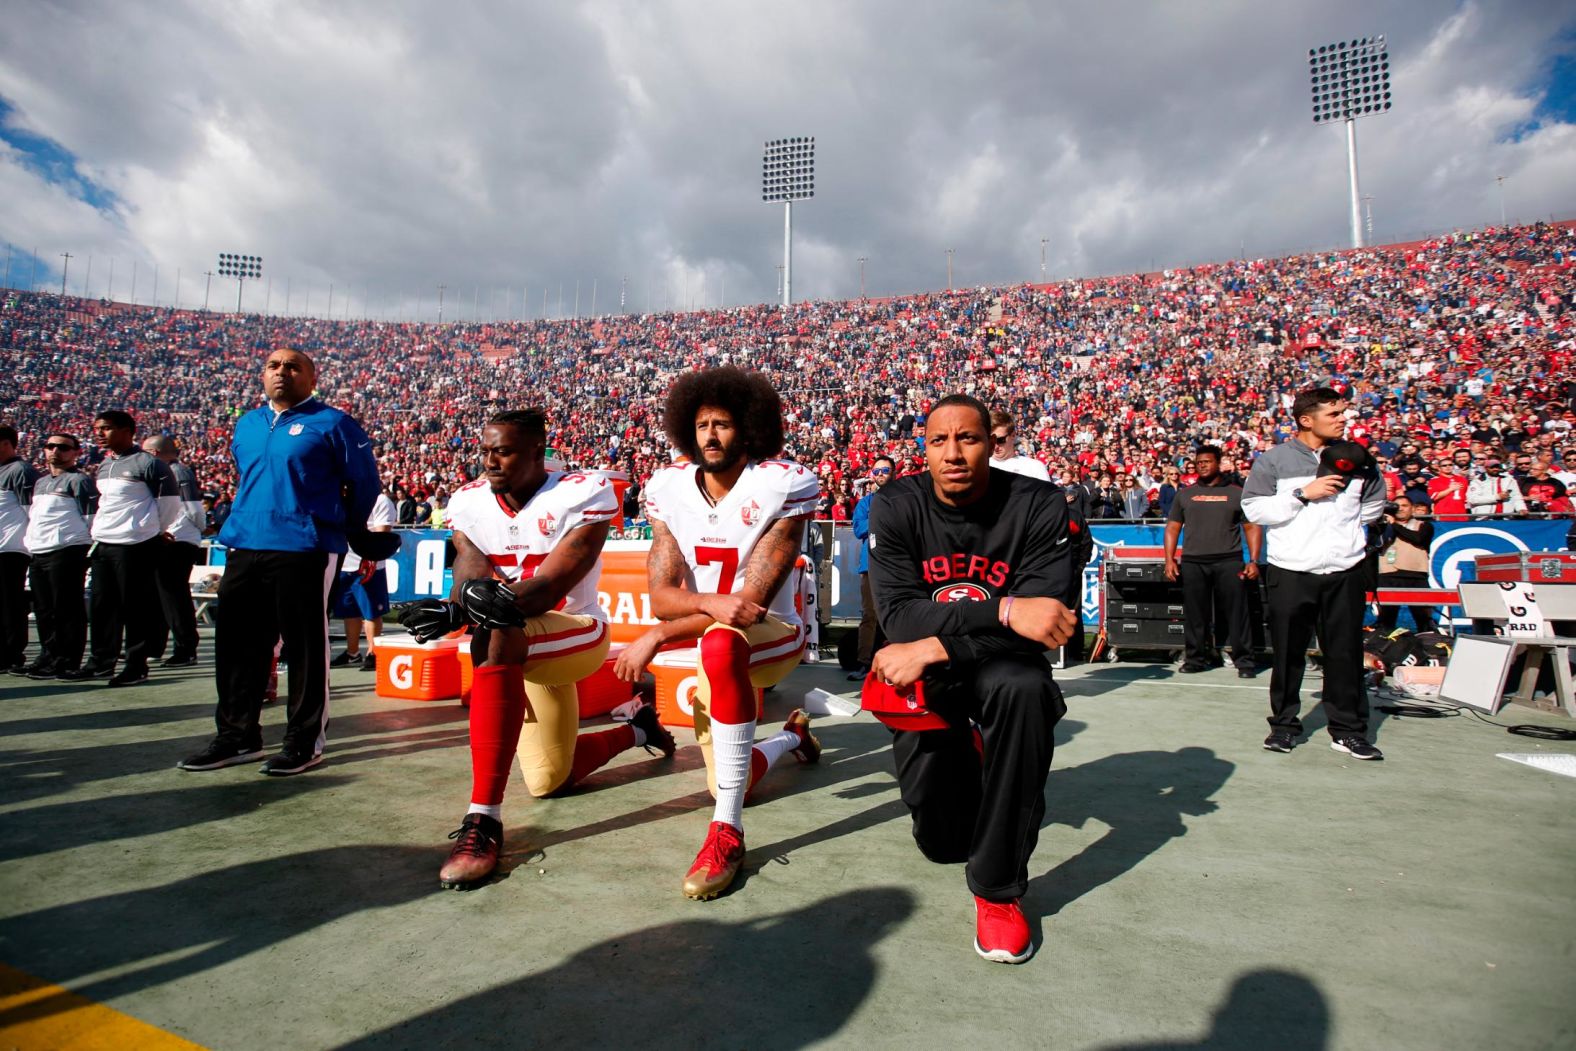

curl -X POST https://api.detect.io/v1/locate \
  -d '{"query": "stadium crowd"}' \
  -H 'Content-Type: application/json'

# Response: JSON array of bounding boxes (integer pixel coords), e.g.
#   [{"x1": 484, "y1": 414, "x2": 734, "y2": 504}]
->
[{"x1": 3, "y1": 221, "x2": 1575, "y2": 524}]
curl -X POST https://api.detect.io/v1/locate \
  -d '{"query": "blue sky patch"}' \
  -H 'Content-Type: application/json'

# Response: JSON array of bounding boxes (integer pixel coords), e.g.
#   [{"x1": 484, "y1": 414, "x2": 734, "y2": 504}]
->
[{"x1": 0, "y1": 96, "x2": 119, "y2": 212}]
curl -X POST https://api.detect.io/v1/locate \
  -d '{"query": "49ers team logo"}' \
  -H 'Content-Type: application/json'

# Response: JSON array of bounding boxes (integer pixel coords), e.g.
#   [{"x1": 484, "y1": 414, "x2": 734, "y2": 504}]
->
[
  {"x1": 933, "y1": 582, "x2": 990, "y2": 603},
  {"x1": 741, "y1": 500, "x2": 761, "y2": 526},
  {"x1": 538, "y1": 511, "x2": 558, "y2": 538}
]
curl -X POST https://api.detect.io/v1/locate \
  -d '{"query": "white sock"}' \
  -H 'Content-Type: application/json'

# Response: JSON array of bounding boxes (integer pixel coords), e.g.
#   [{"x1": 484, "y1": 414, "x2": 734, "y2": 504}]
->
[
  {"x1": 752, "y1": 729, "x2": 800, "y2": 770},
  {"x1": 466, "y1": 803, "x2": 502, "y2": 821},
  {"x1": 630, "y1": 724, "x2": 648, "y2": 748},
  {"x1": 709, "y1": 718, "x2": 756, "y2": 831}
]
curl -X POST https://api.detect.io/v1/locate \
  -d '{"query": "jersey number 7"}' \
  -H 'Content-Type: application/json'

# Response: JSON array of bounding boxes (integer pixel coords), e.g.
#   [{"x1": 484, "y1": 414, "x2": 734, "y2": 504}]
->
[{"x1": 695, "y1": 545, "x2": 739, "y2": 594}]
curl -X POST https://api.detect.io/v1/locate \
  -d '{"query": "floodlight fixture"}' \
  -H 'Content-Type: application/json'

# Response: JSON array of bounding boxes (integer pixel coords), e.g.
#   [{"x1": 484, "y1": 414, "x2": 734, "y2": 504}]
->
[
  {"x1": 1308, "y1": 36, "x2": 1392, "y2": 248},
  {"x1": 762, "y1": 136, "x2": 815, "y2": 306},
  {"x1": 217, "y1": 252, "x2": 263, "y2": 311}
]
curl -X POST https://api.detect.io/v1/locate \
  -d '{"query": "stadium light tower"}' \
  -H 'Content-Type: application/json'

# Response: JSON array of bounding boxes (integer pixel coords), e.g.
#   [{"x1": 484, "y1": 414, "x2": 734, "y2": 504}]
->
[
  {"x1": 1309, "y1": 36, "x2": 1391, "y2": 249},
  {"x1": 762, "y1": 136, "x2": 815, "y2": 307},
  {"x1": 217, "y1": 252, "x2": 262, "y2": 312}
]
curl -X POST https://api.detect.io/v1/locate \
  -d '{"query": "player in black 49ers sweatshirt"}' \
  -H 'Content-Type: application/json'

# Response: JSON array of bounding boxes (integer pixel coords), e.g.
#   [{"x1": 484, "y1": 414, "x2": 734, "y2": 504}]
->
[{"x1": 867, "y1": 394, "x2": 1078, "y2": 964}]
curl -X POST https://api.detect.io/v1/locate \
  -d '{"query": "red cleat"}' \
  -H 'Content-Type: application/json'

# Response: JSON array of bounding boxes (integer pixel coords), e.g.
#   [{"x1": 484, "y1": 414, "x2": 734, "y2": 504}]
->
[
  {"x1": 682, "y1": 821, "x2": 745, "y2": 900},
  {"x1": 973, "y1": 896, "x2": 1034, "y2": 964},
  {"x1": 439, "y1": 813, "x2": 503, "y2": 890}
]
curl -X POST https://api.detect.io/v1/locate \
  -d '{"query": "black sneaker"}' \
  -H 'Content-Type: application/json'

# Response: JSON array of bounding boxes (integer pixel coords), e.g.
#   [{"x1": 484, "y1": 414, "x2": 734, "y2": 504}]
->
[
  {"x1": 178, "y1": 739, "x2": 266, "y2": 771},
  {"x1": 1178, "y1": 663, "x2": 1210, "y2": 674},
  {"x1": 1236, "y1": 664, "x2": 1257, "y2": 679},
  {"x1": 260, "y1": 748, "x2": 324, "y2": 776},
  {"x1": 107, "y1": 665, "x2": 151, "y2": 687},
  {"x1": 629, "y1": 702, "x2": 677, "y2": 758},
  {"x1": 58, "y1": 664, "x2": 113, "y2": 682},
  {"x1": 25, "y1": 661, "x2": 63, "y2": 680},
  {"x1": 359, "y1": 652, "x2": 377, "y2": 672},
  {"x1": 1263, "y1": 731, "x2": 1296, "y2": 753},
  {"x1": 1331, "y1": 736, "x2": 1383, "y2": 761},
  {"x1": 6, "y1": 660, "x2": 36, "y2": 676},
  {"x1": 161, "y1": 653, "x2": 198, "y2": 668},
  {"x1": 329, "y1": 650, "x2": 359, "y2": 668}
]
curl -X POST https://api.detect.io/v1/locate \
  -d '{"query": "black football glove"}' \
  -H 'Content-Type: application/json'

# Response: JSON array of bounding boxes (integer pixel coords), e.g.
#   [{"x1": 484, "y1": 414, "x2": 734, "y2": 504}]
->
[
  {"x1": 456, "y1": 577, "x2": 527, "y2": 630},
  {"x1": 392, "y1": 599, "x2": 469, "y2": 643}
]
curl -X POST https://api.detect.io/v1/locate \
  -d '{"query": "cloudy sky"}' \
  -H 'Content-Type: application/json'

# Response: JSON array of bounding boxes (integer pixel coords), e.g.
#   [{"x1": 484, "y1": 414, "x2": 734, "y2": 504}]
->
[{"x1": 2, "y1": 0, "x2": 1573, "y2": 318}]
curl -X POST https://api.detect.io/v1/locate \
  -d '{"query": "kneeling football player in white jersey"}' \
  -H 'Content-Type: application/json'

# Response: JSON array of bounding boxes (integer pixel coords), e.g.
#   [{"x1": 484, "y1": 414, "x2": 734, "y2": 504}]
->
[
  {"x1": 398, "y1": 410, "x2": 676, "y2": 890},
  {"x1": 615, "y1": 367, "x2": 821, "y2": 900}
]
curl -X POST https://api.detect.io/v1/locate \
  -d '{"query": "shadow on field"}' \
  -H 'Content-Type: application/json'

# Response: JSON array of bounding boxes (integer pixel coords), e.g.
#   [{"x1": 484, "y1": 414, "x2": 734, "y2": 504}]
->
[
  {"x1": 0, "y1": 775, "x2": 354, "y2": 862},
  {"x1": 333, "y1": 886, "x2": 916, "y2": 1051},
  {"x1": 1029, "y1": 745, "x2": 1234, "y2": 921},
  {"x1": 1093, "y1": 967, "x2": 1328, "y2": 1051},
  {"x1": 0, "y1": 845, "x2": 441, "y2": 1032}
]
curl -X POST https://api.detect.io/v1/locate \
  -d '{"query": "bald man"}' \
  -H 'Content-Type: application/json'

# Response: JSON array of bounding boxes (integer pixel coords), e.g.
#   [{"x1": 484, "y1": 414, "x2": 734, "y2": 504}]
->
[
  {"x1": 143, "y1": 435, "x2": 207, "y2": 666},
  {"x1": 180, "y1": 348, "x2": 382, "y2": 776}
]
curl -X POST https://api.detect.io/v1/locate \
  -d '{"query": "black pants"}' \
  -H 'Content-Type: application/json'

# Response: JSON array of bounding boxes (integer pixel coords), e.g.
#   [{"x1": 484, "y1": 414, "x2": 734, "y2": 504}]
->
[
  {"x1": 0, "y1": 551, "x2": 29, "y2": 664},
  {"x1": 1181, "y1": 558, "x2": 1252, "y2": 668},
  {"x1": 214, "y1": 549, "x2": 339, "y2": 754},
  {"x1": 1373, "y1": 570, "x2": 1437, "y2": 634},
  {"x1": 29, "y1": 546, "x2": 89, "y2": 669},
  {"x1": 1265, "y1": 563, "x2": 1369, "y2": 739},
  {"x1": 88, "y1": 539, "x2": 164, "y2": 671},
  {"x1": 890, "y1": 654, "x2": 1066, "y2": 901},
  {"x1": 1062, "y1": 564, "x2": 1087, "y2": 664},
  {"x1": 857, "y1": 572, "x2": 885, "y2": 666},
  {"x1": 151, "y1": 541, "x2": 203, "y2": 659}
]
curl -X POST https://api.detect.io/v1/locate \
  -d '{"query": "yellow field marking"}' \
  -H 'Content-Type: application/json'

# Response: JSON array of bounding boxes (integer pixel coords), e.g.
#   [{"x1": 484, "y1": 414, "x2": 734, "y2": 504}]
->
[{"x1": 0, "y1": 963, "x2": 207, "y2": 1050}]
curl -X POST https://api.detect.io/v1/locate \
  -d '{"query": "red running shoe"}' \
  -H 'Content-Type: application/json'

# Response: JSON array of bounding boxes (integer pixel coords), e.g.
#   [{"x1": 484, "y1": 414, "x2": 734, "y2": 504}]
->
[
  {"x1": 682, "y1": 821, "x2": 745, "y2": 900},
  {"x1": 974, "y1": 896, "x2": 1034, "y2": 964},
  {"x1": 439, "y1": 813, "x2": 503, "y2": 890},
  {"x1": 783, "y1": 709, "x2": 821, "y2": 764}
]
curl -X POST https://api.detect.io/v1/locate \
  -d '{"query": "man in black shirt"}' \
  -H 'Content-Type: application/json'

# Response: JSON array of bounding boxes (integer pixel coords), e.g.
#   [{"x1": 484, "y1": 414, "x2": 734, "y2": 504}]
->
[
  {"x1": 868, "y1": 393, "x2": 1078, "y2": 965},
  {"x1": 1164, "y1": 445, "x2": 1262, "y2": 677}
]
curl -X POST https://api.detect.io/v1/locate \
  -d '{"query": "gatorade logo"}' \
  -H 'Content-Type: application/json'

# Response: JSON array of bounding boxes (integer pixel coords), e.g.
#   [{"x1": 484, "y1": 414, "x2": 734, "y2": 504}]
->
[
  {"x1": 389, "y1": 654, "x2": 414, "y2": 690},
  {"x1": 676, "y1": 675, "x2": 699, "y2": 716}
]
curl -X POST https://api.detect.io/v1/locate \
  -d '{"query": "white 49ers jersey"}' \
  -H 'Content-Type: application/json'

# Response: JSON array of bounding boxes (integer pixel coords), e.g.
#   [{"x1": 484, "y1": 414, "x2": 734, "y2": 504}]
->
[
  {"x1": 446, "y1": 471, "x2": 619, "y2": 619},
  {"x1": 644, "y1": 458, "x2": 818, "y2": 625}
]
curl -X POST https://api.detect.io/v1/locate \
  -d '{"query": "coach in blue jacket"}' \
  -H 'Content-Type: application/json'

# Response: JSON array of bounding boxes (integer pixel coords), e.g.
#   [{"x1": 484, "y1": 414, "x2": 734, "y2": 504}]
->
[{"x1": 180, "y1": 348, "x2": 381, "y2": 776}]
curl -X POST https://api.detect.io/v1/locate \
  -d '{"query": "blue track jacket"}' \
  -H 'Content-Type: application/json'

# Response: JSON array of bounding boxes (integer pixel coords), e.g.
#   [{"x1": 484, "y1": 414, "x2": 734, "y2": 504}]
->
[{"x1": 218, "y1": 398, "x2": 381, "y2": 553}]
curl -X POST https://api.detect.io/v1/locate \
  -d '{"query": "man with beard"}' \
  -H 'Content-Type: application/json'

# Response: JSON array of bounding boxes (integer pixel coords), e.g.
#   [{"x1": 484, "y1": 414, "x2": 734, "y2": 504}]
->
[
  {"x1": 615, "y1": 366, "x2": 822, "y2": 901},
  {"x1": 1163, "y1": 445, "x2": 1262, "y2": 677},
  {"x1": 398, "y1": 409, "x2": 677, "y2": 890}
]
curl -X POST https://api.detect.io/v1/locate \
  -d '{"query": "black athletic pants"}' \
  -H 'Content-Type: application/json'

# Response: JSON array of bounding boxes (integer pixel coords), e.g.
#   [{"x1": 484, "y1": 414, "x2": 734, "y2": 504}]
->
[
  {"x1": 88, "y1": 539, "x2": 163, "y2": 671},
  {"x1": 29, "y1": 546, "x2": 89, "y2": 669},
  {"x1": 151, "y1": 541, "x2": 203, "y2": 660},
  {"x1": 857, "y1": 572, "x2": 885, "y2": 666},
  {"x1": 0, "y1": 551, "x2": 29, "y2": 665},
  {"x1": 214, "y1": 549, "x2": 339, "y2": 755},
  {"x1": 890, "y1": 654, "x2": 1066, "y2": 902},
  {"x1": 1264, "y1": 563, "x2": 1368, "y2": 739},
  {"x1": 1181, "y1": 558, "x2": 1252, "y2": 668},
  {"x1": 1373, "y1": 570, "x2": 1437, "y2": 634}
]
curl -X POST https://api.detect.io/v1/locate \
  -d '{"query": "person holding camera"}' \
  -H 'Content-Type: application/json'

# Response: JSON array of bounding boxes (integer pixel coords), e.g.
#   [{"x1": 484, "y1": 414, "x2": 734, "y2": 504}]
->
[
  {"x1": 1242, "y1": 388, "x2": 1387, "y2": 761},
  {"x1": 1372, "y1": 496, "x2": 1437, "y2": 634}
]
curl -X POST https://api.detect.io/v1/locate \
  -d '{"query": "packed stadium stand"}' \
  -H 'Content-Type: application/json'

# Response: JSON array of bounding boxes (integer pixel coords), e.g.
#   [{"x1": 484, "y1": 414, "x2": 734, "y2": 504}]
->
[{"x1": 4, "y1": 221, "x2": 1573, "y2": 521}]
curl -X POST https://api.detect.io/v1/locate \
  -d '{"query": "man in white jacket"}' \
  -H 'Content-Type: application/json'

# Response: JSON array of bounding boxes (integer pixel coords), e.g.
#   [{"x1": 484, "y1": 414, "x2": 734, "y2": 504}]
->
[
  {"x1": 1465, "y1": 458, "x2": 1527, "y2": 516},
  {"x1": 1242, "y1": 388, "x2": 1387, "y2": 761}
]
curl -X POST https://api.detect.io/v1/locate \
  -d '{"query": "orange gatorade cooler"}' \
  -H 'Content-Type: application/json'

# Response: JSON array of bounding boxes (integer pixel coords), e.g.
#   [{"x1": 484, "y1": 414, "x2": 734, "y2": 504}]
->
[
  {"x1": 649, "y1": 648, "x2": 762, "y2": 729},
  {"x1": 577, "y1": 642, "x2": 634, "y2": 718},
  {"x1": 374, "y1": 634, "x2": 462, "y2": 701}
]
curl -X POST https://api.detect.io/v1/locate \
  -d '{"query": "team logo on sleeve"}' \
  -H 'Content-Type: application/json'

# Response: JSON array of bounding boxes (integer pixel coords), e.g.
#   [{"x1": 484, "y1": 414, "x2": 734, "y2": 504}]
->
[
  {"x1": 741, "y1": 500, "x2": 760, "y2": 526},
  {"x1": 538, "y1": 512, "x2": 558, "y2": 538},
  {"x1": 934, "y1": 582, "x2": 990, "y2": 603}
]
